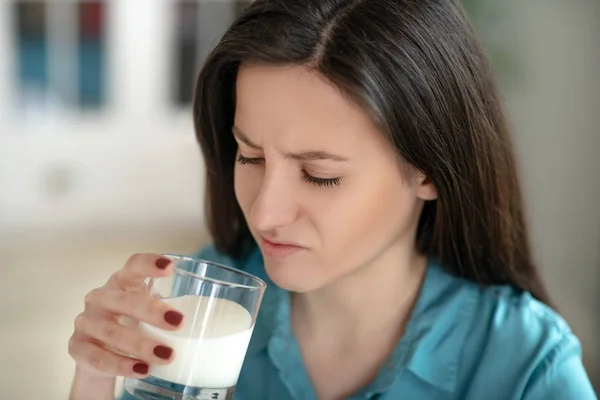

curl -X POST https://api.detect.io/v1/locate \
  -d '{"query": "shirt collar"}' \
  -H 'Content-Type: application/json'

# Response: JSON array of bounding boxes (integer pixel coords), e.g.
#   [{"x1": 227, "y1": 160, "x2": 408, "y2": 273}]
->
[
  {"x1": 385, "y1": 259, "x2": 477, "y2": 393},
  {"x1": 245, "y1": 251, "x2": 477, "y2": 394}
]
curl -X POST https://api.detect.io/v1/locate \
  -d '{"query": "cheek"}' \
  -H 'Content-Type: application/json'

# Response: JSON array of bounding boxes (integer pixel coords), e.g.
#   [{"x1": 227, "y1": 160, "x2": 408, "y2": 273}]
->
[{"x1": 318, "y1": 174, "x2": 419, "y2": 267}]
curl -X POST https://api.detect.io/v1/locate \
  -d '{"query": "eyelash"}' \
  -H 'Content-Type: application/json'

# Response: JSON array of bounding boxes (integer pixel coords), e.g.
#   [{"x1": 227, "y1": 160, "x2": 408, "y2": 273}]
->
[{"x1": 236, "y1": 155, "x2": 341, "y2": 188}]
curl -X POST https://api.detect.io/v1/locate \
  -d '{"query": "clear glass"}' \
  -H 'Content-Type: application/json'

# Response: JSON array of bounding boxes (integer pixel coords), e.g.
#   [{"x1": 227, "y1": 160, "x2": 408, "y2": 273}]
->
[{"x1": 124, "y1": 254, "x2": 267, "y2": 400}]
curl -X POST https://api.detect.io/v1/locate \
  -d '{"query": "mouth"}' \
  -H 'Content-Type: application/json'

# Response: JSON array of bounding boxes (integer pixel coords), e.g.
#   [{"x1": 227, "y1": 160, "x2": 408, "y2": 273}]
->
[{"x1": 259, "y1": 237, "x2": 305, "y2": 259}]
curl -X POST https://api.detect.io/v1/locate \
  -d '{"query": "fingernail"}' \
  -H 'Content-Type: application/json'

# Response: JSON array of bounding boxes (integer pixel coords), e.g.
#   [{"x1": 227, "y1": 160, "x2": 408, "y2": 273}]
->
[
  {"x1": 133, "y1": 363, "x2": 149, "y2": 375},
  {"x1": 164, "y1": 310, "x2": 183, "y2": 326},
  {"x1": 153, "y1": 345, "x2": 173, "y2": 360},
  {"x1": 155, "y1": 258, "x2": 171, "y2": 270}
]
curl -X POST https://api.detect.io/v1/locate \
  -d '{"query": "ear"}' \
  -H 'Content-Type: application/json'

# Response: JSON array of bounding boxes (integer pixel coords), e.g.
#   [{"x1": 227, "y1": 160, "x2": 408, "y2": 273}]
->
[{"x1": 415, "y1": 172, "x2": 437, "y2": 201}]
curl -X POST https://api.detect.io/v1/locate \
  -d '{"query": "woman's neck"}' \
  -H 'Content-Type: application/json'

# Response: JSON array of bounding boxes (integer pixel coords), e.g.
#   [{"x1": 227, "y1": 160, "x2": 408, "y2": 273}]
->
[{"x1": 290, "y1": 243, "x2": 428, "y2": 346}]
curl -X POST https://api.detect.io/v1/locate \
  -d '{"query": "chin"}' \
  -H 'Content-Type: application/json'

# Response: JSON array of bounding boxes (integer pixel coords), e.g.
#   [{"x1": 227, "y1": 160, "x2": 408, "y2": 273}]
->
[{"x1": 263, "y1": 259, "x2": 323, "y2": 293}]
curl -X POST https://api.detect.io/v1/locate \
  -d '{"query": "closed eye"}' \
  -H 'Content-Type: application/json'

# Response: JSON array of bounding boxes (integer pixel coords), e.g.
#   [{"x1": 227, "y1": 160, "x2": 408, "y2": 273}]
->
[
  {"x1": 302, "y1": 173, "x2": 341, "y2": 188},
  {"x1": 237, "y1": 154, "x2": 262, "y2": 165},
  {"x1": 237, "y1": 154, "x2": 342, "y2": 188}
]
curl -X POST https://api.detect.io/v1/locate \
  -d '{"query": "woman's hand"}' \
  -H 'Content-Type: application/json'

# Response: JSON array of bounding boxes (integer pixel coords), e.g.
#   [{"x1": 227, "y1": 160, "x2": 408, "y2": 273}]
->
[{"x1": 68, "y1": 253, "x2": 184, "y2": 379}]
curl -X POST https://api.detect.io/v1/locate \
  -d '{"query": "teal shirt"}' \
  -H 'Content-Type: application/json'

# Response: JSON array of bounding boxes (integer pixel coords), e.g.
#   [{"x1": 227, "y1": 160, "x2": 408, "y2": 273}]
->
[{"x1": 122, "y1": 245, "x2": 597, "y2": 400}]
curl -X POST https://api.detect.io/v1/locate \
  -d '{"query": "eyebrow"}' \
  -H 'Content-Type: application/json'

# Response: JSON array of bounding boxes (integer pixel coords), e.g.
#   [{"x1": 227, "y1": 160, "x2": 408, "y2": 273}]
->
[{"x1": 232, "y1": 127, "x2": 349, "y2": 162}]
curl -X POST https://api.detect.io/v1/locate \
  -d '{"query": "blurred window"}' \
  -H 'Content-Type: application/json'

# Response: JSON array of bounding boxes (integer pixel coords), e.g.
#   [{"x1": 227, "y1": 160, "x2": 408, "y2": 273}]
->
[
  {"x1": 77, "y1": 1, "x2": 106, "y2": 109},
  {"x1": 173, "y1": 1, "x2": 199, "y2": 106},
  {"x1": 11, "y1": 0, "x2": 107, "y2": 112},
  {"x1": 171, "y1": 0, "x2": 252, "y2": 107},
  {"x1": 13, "y1": 1, "x2": 48, "y2": 108}
]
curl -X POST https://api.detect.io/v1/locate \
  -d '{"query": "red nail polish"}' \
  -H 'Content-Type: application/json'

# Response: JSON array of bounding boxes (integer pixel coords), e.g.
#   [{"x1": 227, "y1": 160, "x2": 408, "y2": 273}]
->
[
  {"x1": 155, "y1": 258, "x2": 171, "y2": 270},
  {"x1": 164, "y1": 310, "x2": 184, "y2": 326},
  {"x1": 154, "y1": 345, "x2": 173, "y2": 360},
  {"x1": 133, "y1": 363, "x2": 149, "y2": 375}
]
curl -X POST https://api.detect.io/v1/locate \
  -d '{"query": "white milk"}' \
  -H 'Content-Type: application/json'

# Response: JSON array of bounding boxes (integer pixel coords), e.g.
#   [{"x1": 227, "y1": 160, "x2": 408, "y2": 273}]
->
[{"x1": 139, "y1": 295, "x2": 253, "y2": 388}]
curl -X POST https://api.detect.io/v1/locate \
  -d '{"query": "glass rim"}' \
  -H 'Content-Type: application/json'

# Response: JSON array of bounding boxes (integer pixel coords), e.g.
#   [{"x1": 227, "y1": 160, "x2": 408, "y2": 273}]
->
[{"x1": 162, "y1": 253, "x2": 267, "y2": 291}]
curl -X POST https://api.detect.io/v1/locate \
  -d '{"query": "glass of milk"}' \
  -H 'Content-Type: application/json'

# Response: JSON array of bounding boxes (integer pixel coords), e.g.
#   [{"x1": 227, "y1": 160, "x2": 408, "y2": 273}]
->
[{"x1": 123, "y1": 254, "x2": 267, "y2": 400}]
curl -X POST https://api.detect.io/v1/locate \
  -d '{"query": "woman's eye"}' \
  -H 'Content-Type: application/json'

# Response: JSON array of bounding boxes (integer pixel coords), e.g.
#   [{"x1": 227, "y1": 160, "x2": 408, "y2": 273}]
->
[
  {"x1": 238, "y1": 154, "x2": 341, "y2": 188},
  {"x1": 237, "y1": 154, "x2": 262, "y2": 165},
  {"x1": 302, "y1": 172, "x2": 341, "y2": 188}
]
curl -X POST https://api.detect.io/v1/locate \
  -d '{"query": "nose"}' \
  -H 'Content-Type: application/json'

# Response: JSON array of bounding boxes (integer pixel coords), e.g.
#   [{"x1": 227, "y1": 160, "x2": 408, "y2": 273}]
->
[{"x1": 249, "y1": 169, "x2": 299, "y2": 233}]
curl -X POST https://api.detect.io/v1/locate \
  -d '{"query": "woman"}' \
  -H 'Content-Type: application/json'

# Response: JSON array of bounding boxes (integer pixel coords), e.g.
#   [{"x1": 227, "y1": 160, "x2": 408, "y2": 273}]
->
[{"x1": 68, "y1": 0, "x2": 597, "y2": 399}]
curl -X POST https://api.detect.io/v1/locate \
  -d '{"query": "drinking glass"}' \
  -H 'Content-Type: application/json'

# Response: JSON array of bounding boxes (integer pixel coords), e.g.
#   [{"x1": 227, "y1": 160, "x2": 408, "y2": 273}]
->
[{"x1": 124, "y1": 254, "x2": 267, "y2": 400}]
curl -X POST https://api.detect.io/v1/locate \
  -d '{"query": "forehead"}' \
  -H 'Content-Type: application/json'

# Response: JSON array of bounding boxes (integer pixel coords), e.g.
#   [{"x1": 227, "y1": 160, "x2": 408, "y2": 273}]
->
[{"x1": 234, "y1": 64, "x2": 386, "y2": 153}]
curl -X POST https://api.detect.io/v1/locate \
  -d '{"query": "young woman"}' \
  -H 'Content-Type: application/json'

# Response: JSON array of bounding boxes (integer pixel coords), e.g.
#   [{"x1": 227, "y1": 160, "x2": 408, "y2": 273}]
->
[{"x1": 68, "y1": 0, "x2": 597, "y2": 399}]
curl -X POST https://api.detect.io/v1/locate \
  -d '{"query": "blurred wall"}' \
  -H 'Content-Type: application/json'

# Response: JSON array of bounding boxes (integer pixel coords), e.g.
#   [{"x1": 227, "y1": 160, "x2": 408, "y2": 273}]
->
[{"x1": 502, "y1": 0, "x2": 600, "y2": 384}]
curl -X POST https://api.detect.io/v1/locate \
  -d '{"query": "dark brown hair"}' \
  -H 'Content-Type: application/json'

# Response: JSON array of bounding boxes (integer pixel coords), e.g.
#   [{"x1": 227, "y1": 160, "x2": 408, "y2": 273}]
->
[{"x1": 194, "y1": 0, "x2": 552, "y2": 304}]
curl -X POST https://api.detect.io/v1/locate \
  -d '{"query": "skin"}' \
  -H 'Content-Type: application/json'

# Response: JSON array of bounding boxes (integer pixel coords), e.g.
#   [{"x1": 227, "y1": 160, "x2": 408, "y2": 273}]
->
[
  {"x1": 68, "y1": 65, "x2": 437, "y2": 400},
  {"x1": 68, "y1": 254, "x2": 183, "y2": 400}
]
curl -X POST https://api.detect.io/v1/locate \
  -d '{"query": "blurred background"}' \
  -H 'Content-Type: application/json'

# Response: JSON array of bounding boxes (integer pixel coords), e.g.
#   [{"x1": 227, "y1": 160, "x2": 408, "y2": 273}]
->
[{"x1": 0, "y1": 0, "x2": 598, "y2": 398}]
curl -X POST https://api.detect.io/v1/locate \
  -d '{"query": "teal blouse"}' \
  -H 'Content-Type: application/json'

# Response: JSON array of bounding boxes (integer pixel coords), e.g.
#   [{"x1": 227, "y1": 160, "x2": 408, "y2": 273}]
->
[{"x1": 121, "y1": 245, "x2": 597, "y2": 399}]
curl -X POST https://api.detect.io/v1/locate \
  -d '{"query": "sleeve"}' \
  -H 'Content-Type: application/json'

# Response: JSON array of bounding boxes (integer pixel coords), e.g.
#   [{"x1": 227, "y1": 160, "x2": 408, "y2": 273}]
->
[{"x1": 523, "y1": 333, "x2": 598, "y2": 400}]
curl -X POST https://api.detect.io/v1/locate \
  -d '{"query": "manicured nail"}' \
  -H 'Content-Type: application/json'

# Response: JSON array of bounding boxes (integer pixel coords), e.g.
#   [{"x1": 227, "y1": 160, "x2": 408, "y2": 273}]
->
[
  {"x1": 154, "y1": 345, "x2": 173, "y2": 360},
  {"x1": 155, "y1": 258, "x2": 171, "y2": 270},
  {"x1": 133, "y1": 363, "x2": 149, "y2": 375},
  {"x1": 164, "y1": 311, "x2": 183, "y2": 326}
]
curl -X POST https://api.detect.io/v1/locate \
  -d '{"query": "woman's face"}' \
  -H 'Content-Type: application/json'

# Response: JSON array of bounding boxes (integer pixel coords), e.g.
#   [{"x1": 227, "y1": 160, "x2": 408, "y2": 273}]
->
[{"x1": 233, "y1": 64, "x2": 436, "y2": 293}]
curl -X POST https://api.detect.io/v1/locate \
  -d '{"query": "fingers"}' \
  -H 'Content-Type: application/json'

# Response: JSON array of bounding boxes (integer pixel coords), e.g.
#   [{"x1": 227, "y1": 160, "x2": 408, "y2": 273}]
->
[
  {"x1": 109, "y1": 253, "x2": 173, "y2": 292},
  {"x1": 68, "y1": 335, "x2": 151, "y2": 378},
  {"x1": 74, "y1": 314, "x2": 175, "y2": 366},
  {"x1": 84, "y1": 289, "x2": 184, "y2": 331},
  {"x1": 69, "y1": 253, "x2": 182, "y2": 380}
]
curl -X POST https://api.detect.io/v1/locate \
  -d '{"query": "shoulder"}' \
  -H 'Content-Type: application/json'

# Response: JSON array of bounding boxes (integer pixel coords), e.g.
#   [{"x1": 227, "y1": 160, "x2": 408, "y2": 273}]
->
[
  {"x1": 457, "y1": 281, "x2": 595, "y2": 398},
  {"x1": 473, "y1": 284, "x2": 570, "y2": 353},
  {"x1": 408, "y1": 263, "x2": 593, "y2": 397},
  {"x1": 417, "y1": 265, "x2": 570, "y2": 353}
]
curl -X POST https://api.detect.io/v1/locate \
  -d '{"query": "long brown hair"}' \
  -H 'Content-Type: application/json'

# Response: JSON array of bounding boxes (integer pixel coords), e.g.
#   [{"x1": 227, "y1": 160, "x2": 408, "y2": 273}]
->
[{"x1": 193, "y1": 0, "x2": 552, "y2": 305}]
